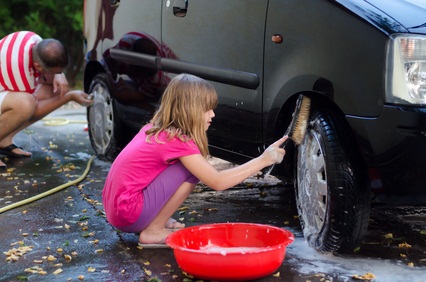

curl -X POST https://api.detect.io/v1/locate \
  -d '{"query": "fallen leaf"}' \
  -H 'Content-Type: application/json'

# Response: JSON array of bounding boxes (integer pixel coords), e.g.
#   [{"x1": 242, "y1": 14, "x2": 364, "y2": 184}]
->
[
  {"x1": 144, "y1": 267, "x2": 152, "y2": 276},
  {"x1": 47, "y1": 255, "x2": 56, "y2": 261},
  {"x1": 25, "y1": 266, "x2": 44, "y2": 274},
  {"x1": 4, "y1": 245, "x2": 34, "y2": 262},
  {"x1": 88, "y1": 266, "x2": 96, "y2": 272},
  {"x1": 273, "y1": 272, "x2": 280, "y2": 277},
  {"x1": 64, "y1": 254, "x2": 72, "y2": 261},
  {"x1": 352, "y1": 272, "x2": 376, "y2": 280},
  {"x1": 398, "y1": 242, "x2": 412, "y2": 248},
  {"x1": 383, "y1": 233, "x2": 393, "y2": 240}
]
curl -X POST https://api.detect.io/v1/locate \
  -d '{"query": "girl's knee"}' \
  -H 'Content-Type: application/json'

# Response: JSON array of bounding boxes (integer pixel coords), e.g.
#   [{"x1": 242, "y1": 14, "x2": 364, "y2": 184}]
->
[
  {"x1": 175, "y1": 182, "x2": 196, "y2": 196},
  {"x1": 185, "y1": 182, "x2": 197, "y2": 191}
]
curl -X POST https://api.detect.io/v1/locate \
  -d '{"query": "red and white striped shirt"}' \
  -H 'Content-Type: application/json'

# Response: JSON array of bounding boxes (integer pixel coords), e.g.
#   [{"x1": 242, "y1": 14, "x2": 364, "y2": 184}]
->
[{"x1": 0, "y1": 31, "x2": 42, "y2": 94}]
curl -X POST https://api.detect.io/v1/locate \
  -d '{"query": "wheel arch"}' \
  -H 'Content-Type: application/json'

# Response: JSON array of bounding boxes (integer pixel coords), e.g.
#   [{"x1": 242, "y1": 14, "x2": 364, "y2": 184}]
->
[
  {"x1": 266, "y1": 75, "x2": 337, "y2": 139},
  {"x1": 268, "y1": 76, "x2": 345, "y2": 180},
  {"x1": 84, "y1": 61, "x2": 107, "y2": 93}
]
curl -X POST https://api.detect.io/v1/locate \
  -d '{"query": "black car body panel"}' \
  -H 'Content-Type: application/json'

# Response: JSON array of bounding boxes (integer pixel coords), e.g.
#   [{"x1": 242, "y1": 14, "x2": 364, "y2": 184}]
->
[
  {"x1": 84, "y1": 0, "x2": 426, "y2": 196},
  {"x1": 84, "y1": 0, "x2": 426, "y2": 252}
]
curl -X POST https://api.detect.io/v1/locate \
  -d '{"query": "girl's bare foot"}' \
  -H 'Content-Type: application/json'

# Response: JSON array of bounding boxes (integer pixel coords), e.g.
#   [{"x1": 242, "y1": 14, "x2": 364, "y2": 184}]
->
[
  {"x1": 166, "y1": 218, "x2": 185, "y2": 230},
  {"x1": 139, "y1": 228, "x2": 173, "y2": 245}
]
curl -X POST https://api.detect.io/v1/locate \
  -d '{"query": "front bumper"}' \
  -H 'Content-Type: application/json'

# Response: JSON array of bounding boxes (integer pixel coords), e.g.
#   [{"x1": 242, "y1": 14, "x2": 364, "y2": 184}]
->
[{"x1": 348, "y1": 105, "x2": 426, "y2": 197}]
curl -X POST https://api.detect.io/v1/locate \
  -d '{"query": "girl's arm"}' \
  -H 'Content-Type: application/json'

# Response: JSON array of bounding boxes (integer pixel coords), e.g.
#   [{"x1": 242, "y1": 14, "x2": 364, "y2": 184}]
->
[{"x1": 180, "y1": 137, "x2": 287, "y2": 191}]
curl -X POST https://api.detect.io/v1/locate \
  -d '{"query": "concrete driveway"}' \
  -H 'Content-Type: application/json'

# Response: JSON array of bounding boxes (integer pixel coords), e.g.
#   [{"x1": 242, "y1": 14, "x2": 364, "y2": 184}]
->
[{"x1": 1, "y1": 105, "x2": 425, "y2": 282}]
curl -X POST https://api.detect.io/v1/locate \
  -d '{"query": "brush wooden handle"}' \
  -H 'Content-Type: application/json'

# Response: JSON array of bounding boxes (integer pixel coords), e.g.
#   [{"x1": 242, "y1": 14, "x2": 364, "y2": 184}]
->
[
  {"x1": 279, "y1": 136, "x2": 291, "y2": 149},
  {"x1": 261, "y1": 94, "x2": 310, "y2": 178}
]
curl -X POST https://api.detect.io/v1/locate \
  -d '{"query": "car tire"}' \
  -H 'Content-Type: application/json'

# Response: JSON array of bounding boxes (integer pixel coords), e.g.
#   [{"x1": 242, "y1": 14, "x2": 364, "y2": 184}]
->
[
  {"x1": 87, "y1": 73, "x2": 124, "y2": 161},
  {"x1": 295, "y1": 107, "x2": 371, "y2": 253}
]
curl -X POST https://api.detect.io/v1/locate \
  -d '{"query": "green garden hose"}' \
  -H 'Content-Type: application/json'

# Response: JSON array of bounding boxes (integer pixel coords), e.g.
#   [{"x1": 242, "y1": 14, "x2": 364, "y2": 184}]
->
[
  {"x1": 41, "y1": 117, "x2": 88, "y2": 126},
  {"x1": 0, "y1": 155, "x2": 96, "y2": 214}
]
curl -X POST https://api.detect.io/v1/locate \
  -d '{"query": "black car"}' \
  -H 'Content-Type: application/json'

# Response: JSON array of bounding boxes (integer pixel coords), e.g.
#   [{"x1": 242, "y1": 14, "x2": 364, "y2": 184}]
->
[{"x1": 83, "y1": 0, "x2": 426, "y2": 253}]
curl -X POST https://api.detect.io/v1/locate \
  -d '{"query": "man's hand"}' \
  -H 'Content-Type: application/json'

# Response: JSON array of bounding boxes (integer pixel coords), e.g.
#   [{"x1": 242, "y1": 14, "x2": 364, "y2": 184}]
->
[
  {"x1": 67, "y1": 90, "x2": 94, "y2": 107},
  {"x1": 53, "y1": 73, "x2": 70, "y2": 97}
]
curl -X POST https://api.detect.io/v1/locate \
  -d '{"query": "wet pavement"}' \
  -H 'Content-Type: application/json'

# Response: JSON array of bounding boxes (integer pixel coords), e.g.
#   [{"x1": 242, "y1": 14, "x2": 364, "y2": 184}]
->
[{"x1": 1, "y1": 106, "x2": 426, "y2": 282}]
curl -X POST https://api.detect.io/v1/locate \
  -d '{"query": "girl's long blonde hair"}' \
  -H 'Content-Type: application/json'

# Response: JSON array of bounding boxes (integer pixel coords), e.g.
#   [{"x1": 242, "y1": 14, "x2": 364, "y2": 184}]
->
[{"x1": 145, "y1": 73, "x2": 218, "y2": 157}]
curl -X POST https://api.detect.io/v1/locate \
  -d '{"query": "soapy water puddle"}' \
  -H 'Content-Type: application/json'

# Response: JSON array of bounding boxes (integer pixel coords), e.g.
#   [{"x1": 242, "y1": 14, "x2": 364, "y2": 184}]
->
[
  {"x1": 285, "y1": 228, "x2": 426, "y2": 282},
  {"x1": 187, "y1": 184, "x2": 425, "y2": 281}
]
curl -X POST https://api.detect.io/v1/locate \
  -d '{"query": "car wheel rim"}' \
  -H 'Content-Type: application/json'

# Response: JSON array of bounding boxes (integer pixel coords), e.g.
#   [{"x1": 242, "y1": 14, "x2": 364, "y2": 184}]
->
[
  {"x1": 88, "y1": 82, "x2": 114, "y2": 154},
  {"x1": 297, "y1": 129, "x2": 328, "y2": 236}
]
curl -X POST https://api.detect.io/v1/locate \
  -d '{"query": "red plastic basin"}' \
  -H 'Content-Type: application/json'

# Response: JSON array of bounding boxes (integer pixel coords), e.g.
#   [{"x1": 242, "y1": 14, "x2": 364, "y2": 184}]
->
[{"x1": 166, "y1": 223, "x2": 294, "y2": 281}]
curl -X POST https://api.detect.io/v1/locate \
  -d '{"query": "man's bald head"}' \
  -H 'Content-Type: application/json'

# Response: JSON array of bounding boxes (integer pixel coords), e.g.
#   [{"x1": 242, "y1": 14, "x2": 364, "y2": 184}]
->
[{"x1": 33, "y1": 38, "x2": 69, "y2": 70}]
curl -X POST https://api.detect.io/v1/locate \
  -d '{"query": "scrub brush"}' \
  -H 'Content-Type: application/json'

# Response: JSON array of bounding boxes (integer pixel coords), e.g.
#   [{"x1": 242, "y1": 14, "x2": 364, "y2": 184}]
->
[{"x1": 262, "y1": 94, "x2": 311, "y2": 177}]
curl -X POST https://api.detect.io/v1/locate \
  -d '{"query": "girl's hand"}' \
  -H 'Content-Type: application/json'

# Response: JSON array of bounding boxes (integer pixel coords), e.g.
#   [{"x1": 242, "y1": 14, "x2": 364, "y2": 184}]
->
[{"x1": 262, "y1": 136, "x2": 287, "y2": 165}]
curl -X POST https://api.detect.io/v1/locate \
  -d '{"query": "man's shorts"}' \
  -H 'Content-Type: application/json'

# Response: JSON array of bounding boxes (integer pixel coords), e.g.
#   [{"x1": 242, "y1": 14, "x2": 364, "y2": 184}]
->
[{"x1": 0, "y1": 91, "x2": 9, "y2": 115}]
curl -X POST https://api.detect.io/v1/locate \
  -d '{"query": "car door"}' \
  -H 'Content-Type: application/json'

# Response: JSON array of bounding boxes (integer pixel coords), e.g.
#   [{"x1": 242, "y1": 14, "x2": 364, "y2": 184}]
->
[{"x1": 161, "y1": 0, "x2": 268, "y2": 160}]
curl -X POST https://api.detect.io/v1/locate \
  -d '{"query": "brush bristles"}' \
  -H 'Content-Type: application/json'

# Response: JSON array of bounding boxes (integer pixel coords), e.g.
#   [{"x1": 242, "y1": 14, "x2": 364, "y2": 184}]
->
[{"x1": 291, "y1": 96, "x2": 311, "y2": 145}]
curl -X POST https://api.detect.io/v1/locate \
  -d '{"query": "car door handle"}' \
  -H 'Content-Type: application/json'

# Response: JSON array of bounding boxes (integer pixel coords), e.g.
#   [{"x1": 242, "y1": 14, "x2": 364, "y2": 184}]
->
[
  {"x1": 110, "y1": 0, "x2": 120, "y2": 7},
  {"x1": 173, "y1": 0, "x2": 188, "y2": 17}
]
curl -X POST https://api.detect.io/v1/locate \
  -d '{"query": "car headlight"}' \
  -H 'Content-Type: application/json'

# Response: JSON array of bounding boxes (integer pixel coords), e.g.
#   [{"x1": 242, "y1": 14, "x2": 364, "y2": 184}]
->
[{"x1": 386, "y1": 34, "x2": 426, "y2": 105}]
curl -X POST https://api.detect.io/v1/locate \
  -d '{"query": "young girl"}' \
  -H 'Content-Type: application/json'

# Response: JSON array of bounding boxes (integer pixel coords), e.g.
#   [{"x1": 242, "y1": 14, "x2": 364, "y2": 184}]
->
[{"x1": 102, "y1": 73, "x2": 287, "y2": 246}]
